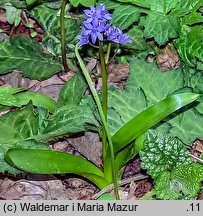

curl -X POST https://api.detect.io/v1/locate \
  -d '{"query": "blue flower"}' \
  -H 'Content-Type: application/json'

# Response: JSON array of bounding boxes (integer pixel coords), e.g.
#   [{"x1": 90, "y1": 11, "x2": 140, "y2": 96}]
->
[
  {"x1": 83, "y1": 4, "x2": 112, "y2": 26},
  {"x1": 76, "y1": 4, "x2": 132, "y2": 46},
  {"x1": 106, "y1": 26, "x2": 132, "y2": 44},
  {"x1": 76, "y1": 27, "x2": 90, "y2": 47},
  {"x1": 84, "y1": 22, "x2": 104, "y2": 44}
]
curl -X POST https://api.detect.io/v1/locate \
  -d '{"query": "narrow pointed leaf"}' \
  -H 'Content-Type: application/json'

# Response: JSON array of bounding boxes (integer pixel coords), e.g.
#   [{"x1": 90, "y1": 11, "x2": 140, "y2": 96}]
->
[
  {"x1": 112, "y1": 93, "x2": 200, "y2": 152},
  {"x1": 5, "y1": 149, "x2": 108, "y2": 189}
]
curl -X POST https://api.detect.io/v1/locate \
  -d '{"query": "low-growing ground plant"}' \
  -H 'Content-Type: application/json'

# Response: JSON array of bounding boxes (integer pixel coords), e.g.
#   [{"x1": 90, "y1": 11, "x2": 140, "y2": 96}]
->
[{"x1": 0, "y1": 0, "x2": 203, "y2": 200}]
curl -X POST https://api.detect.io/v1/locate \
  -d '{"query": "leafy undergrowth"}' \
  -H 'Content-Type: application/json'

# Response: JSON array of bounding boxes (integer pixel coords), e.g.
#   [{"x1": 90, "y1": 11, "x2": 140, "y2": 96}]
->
[{"x1": 0, "y1": 0, "x2": 203, "y2": 200}]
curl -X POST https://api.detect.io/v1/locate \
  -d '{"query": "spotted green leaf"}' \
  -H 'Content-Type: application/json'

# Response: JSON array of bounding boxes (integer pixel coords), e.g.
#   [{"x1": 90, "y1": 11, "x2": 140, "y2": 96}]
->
[{"x1": 0, "y1": 36, "x2": 62, "y2": 80}]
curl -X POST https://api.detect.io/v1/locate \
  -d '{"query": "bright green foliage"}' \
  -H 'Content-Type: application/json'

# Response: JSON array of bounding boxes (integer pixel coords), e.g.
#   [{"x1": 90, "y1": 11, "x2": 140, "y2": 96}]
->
[
  {"x1": 112, "y1": 92, "x2": 199, "y2": 152},
  {"x1": 140, "y1": 133, "x2": 191, "y2": 179},
  {"x1": 0, "y1": 104, "x2": 49, "y2": 173},
  {"x1": 0, "y1": 0, "x2": 27, "y2": 8},
  {"x1": 0, "y1": 36, "x2": 62, "y2": 80},
  {"x1": 5, "y1": 149, "x2": 109, "y2": 189},
  {"x1": 57, "y1": 74, "x2": 87, "y2": 108},
  {"x1": 41, "y1": 105, "x2": 99, "y2": 140},
  {"x1": 70, "y1": 0, "x2": 96, "y2": 7},
  {"x1": 3, "y1": 4, "x2": 21, "y2": 26},
  {"x1": 125, "y1": 26, "x2": 147, "y2": 51},
  {"x1": 97, "y1": 194, "x2": 115, "y2": 200},
  {"x1": 111, "y1": 4, "x2": 141, "y2": 30},
  {"x1": 154, "y1": 163, "x2": 203, "y2": 200},
  {"x1": 169, "y1": 109, "x2": 203, "y2": 145},
  {"x1": 175, "y1": 26, "x2": 203, "y2": 69},
  {"x1": 127, "y1": 59, "x2": 184, "y2": 105},
  {"x1": 114, "y1": 0, "x2": 202, "y2": 45},
  {"x1": 31, "y1": 4, "x2": 80, "y2": 56},
  {"x1": 0, "y1": 86, "x2": 56, "y2": 113},
  {"x1": 107, "y1": 87, "x2": 147, "y2": 135}
]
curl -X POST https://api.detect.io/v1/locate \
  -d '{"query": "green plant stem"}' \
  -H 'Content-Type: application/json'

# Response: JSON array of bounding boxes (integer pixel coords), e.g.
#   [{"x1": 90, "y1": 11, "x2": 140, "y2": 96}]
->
[
  {"x1": 60, "y1": 0, "x2": 69, "y2": 72},
  {"x1": 75, "y1": 44, "x2": 120, "y2": 200},
  {"x1": 99, "y1": 41, "x2": 108, "y2": 161},
  {"x1": 105, "y1": 42, "x2": 112, "y2": 64}
]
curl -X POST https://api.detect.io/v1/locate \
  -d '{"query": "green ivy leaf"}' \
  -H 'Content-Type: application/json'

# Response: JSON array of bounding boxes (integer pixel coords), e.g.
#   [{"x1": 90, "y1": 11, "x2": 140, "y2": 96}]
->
[
  {"x1": 140, "y1": 133, "x2": 191, "y2": 179},
  {"x1": 169, "y1": 109, "x2": 203, "y2": 145},
  {"x1": 116, "y1": 0, "x2": 202, "y2": 45},
  {"x1": 57, "y1": 74, "x2": 86, "y2": 108},
  {"x1": 126, "y1": 59, "x2": 184, "y2": 105},
  {"x1": 70, "y1": 0, "x2": 95, "y2": 7},
  {"x1": 155, "y1": 163, "x2": 203, "y2": 200},
  {"x1": 0, "y1": 36, "x2": 62, "y2": 80},
  {"x1": 111, "y1": 4, "x2": 141, "y2": 30}
]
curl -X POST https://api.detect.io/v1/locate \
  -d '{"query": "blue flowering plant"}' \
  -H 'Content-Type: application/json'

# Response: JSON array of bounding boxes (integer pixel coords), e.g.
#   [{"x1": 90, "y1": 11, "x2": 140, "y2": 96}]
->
[
  {"x1": 76, "y1": 4, "x2": 133, "y2": 199},
  {"x1": 77, "y1": 4, "x2": 132, "y2": 47},
  {"x1": 4, "y1": 3, "x2": 201, "y2": 200},
  {"x1": 74, "y1": 3, "x2": 200, "y2": 199}
]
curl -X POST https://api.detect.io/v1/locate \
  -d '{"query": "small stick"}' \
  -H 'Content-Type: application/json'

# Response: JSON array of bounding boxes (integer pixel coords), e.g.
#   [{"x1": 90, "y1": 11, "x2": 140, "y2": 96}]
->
[
  {"x1": 190, "y1": 153, "x2": 203, "y2": 164},
  {"x1": 91, "y1": 174, "x2": 148, "y2": 200}
]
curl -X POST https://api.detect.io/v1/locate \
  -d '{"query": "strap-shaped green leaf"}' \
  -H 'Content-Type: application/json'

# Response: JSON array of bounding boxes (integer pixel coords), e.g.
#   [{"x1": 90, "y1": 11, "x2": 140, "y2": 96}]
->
[
  {"x1": 112, "y1": 93, "x2": 200, "y2": 152},
  {"x1": 5, "y1": 149, "x2": 109, "y2": 189},
  {"x1": 0, "y1": 86, "x2": 56, "y2": 113}
]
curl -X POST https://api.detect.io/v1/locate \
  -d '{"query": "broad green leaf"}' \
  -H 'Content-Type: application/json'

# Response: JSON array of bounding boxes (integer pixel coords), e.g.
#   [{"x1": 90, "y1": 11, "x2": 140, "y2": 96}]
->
[
  {"x1": 142, "y1": 12, "x2": 180, "y2": 45},
  {"x1": 5, "y1": 149, "x2": 109, "y2": 189},
  {"x1": 0, "y1": 0, "x2": 26, "y2": 8},
  {"x1": 99, "y1": 0, "x2": 121, "y2": 9},
  {"x1": 125, "y1": 26, "x2": 147, "y2": 51},
  {"x1": 14, "y1": 92, "x2": 56, "y2": 113},
  {"x1": 57, "y1": 74, "x2": 86, "y2": 108},
  {"x1": 126, "y1": 59, "x2": 184, "y2": 105},
  {"x1": 31, "y1": 4, "x2": 80, "y2": 56},
  {"x1": 111, "y1": 4, "x2": 141, "y2": 30},
  {"x1": 107, "y1": 87, "x2": 147, "y2": 135},
  {"x1": 112, "y1": 93, "x2": 200, "y2": 152},
  {"x1": 116, "y1": 0, "x2": 202, "y2": 45},
  {"x1": 115, "y1": 0, "x2": 150, "y2": 8},
  {"x1": 97, "y1": 194, "x2": 115, "y2": 200},
  {"x1": 0, "y1": 86, "x2": 56, "y2": 113},
  {"x1": 4, "y1": 4, "x2": 21, "y2": 26},
  {"x1": 0, "y1": 105, "x2": 45, "y2": 174},
  {"x1": 70, "y1": 0, "x2": 96, "y2": 7},
  {"x1": 175, "y1": 26, "x2": 203, "y2": 68},
  {"x1": 169, "y1": 109, "x2": 203, "y2": 145},
  {"x1": 155, "y1": 163, "x2": 203, "y2": 200},
  {"x1": 40, "y1": 105, "x2": 98, "y2": 140},
  {"x1": 0, "y1": 36, "x2": 62, "y2": 80},
  {"x1": 140, "y1": 133, "x2": 191, "y2": 179},
  {"x1": 0, "y1": 104, "x2": 39, "y2": 145},
  {"x1": 26, "y1": 0, "x2": 37, "y2": 5}
]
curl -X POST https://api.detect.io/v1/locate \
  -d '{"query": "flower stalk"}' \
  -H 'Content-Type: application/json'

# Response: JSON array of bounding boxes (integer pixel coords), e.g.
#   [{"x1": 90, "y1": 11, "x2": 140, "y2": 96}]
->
[
  {"x1": 99, "y1": 41, "x2": 108, "y2": 160},
  {"x1": 60, "y1": 0, "x2": 69, "y2": 72},
  {"x1": 75, "y1": 3, "x2": 132, "y2": 200}
]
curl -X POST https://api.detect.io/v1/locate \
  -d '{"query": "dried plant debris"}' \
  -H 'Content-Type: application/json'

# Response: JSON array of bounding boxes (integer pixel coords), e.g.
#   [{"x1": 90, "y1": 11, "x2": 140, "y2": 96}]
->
[
  {"x1": 0, "y1": 177, "x2": 98, "y2": 200},
  {"x1": 156, "y1": 48, "x2": 181, "y2": 71}
]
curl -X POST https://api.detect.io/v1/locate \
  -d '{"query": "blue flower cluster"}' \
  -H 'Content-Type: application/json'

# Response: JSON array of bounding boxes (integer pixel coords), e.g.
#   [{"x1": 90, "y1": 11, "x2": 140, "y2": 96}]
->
[{"x1": 77, "y1": 4, "x2": 132, "y2": 47}]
